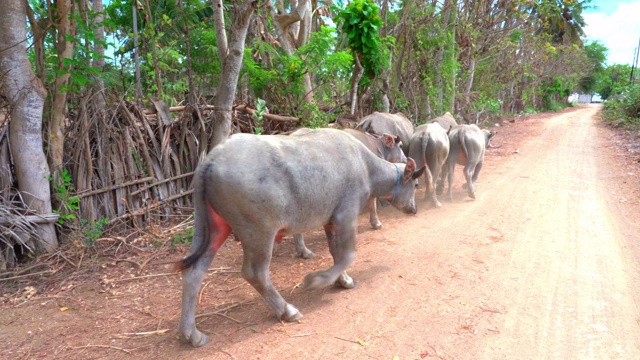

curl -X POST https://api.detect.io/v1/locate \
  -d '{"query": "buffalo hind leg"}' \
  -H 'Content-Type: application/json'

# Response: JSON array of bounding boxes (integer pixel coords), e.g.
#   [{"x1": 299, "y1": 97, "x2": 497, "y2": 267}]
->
[
  {"x1": 179, "y1": 249, "x2": 215, "y2": 347},
  {"x1": 240, "y1": 230, "x2": 303, "y2": 322},
  {"x1": 445, "y1": 162, "x2": 455, "y2": 201},
  {"x1": 463, "y1": 162, "x2": 476, "y2": 199}
]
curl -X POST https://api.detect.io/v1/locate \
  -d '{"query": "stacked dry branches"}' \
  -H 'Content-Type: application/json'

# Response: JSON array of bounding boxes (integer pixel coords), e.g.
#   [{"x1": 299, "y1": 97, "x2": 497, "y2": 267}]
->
[{"x1": 0, "y1": 88, "x2": 303, "y2": 269}]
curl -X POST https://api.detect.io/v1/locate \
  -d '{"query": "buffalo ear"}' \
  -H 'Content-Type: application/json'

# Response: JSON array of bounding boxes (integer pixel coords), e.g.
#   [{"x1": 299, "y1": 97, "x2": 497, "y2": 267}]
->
[
  {"x1": 383, "y1": 133, "x2": 395, "y2": 149},
  {"x1": 403, "y1": 158, "x2": 417, "y2": 181}
]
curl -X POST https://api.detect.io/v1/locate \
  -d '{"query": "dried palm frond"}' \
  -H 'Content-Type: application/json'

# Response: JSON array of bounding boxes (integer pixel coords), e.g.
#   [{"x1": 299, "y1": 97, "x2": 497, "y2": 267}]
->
[{"x1": 0, "y1": 193, "x2": 37, "y2": 270}]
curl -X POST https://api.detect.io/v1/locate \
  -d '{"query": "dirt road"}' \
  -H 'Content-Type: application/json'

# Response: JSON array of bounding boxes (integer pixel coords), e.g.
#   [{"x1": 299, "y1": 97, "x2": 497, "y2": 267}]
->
[{"x1": 2, "y1": 105, "x2": 640, "y2": 359}]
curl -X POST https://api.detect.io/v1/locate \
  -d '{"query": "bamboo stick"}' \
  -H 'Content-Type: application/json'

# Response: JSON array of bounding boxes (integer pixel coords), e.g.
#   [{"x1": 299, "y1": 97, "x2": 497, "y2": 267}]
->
[
  {"x1": 106, "y1": 189, "x2": 194, "y2": 225},
  {"x1": 74, "y1": 177, "x2": 154, "y2": 199},
  {"x1": 0, "y1": 214, "x2": 60, "y2": 225},
  {"x1": 234, "y1": 104, "x2": 301, "y2": 122},
  {"x1": 130, "y1": 172, "x2": 194, "y2": 196}
]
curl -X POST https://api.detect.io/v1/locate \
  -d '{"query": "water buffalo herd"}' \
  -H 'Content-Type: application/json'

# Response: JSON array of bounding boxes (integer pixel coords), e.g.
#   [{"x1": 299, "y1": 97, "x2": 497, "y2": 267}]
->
[{"x1": 176, "y1": 111, "x2": 495, "y2": 347}]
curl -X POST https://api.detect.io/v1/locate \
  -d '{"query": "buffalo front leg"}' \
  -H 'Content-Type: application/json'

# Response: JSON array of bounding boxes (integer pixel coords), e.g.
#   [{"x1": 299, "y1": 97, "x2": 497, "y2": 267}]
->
[
  {"x1": 367, "y1": 198, "x2": 382, "y2": 230},
  {"x1": 179, "y1": 250, "x2": 215, "y2": 347},
  {"x1": 293, "y1": 233, "x2": 317, "y2": 259},
  {"x1": 240, "y1": 231, "x2": 303, "y2": 322},
  {"x1": 304, "y1": 218, "x2": 357, "y2": 290}
]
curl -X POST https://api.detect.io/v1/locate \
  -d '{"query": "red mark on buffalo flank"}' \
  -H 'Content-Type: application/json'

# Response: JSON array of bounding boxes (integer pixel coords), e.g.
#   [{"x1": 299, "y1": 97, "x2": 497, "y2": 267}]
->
[
  {"x1": 275, "y1": 229, "x2": 286, "y2": 244},
  {"x1": 209, "y1": 206, "x2": 232, "y2": 251}
]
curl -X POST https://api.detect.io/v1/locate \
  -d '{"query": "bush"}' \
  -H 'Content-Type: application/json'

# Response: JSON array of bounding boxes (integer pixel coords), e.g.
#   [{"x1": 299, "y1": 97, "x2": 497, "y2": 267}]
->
[{"x1": 602, "y1": 84, "x2": 640, "y2": 128}]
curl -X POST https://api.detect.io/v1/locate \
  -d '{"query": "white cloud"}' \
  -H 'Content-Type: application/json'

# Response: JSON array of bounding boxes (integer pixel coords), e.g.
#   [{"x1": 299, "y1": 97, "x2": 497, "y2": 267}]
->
[{"x1": 584, "y1": 2, "x2": 640, "y2": 66}]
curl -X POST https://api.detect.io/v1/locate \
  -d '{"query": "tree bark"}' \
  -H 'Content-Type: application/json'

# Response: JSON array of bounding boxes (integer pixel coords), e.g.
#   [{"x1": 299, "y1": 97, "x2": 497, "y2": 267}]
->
[
  {"x1": 0, "y1": 0, "x2": 59, "y2": 251},
  {"x1": 267, "y1": 0, "x2": 314, "y2": 104},
  {"x1": 143, "y1": 0, "x2": 163, "y2": 98},
  {"x1": 49, "y1": 0, "x2": 76, "y2": 182},
  {"x1": 92, "y1": 0, "x2": 106, "y2": 107},
  {"x1": 177, "y1": 0, "x2": 196, "y2": 106},
  {"x1": 25, "y1": 1, "x2": 48, "y2": 84},
  {"x1": 132, "y1": 3, "x2": 142, "y2": 101},
  {"x1": 349, "y1": 54, "x2": 364, "y2": 116},
  {"x1": 210, "y1": 0, "x2": 258, "y2": 149}
]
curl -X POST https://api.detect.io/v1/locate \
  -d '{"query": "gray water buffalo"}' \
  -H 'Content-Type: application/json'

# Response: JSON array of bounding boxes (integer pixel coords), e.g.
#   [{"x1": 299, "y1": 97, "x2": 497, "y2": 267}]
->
[
  {"x1": 357, "y1": 112, "x2": 414, "y2": 156},
  {"x1": 429, "y1": 112, "x2": 458, "y2": 132},
  {"x1": 438, "y1": 124, "x2": 495, "y2": 200},
  {"x1": 176, "y1": 128, "x2": 424, "y2": 347},
  {"x1": 408, "y1": 122, "x2": 450, "y2": 207},
  {"x1": 292, "y1": 128, "x2": 407, "y2": 259}
]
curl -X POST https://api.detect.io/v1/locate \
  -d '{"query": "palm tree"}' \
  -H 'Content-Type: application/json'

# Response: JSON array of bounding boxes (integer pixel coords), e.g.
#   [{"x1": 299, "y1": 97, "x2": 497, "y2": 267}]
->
[{"x1": 531, "y1": 0, "x2": 592, "y2": 45}]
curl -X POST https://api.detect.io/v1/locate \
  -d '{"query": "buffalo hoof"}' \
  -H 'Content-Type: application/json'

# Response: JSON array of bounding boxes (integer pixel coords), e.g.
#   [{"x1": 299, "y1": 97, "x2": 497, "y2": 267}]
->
[
  {"x1": 303, "y1": 270, "x2": 334, "y2": 289},
  {"x1": 180, "y1": 327, "x2": 210, "y2": 347},
  {"x1": 335, "y1": 273, "x2": 356, "y2": 289},
  {"x1": 468, "y1": 190, "x2": 476, "y2": 199},
  {"x1": 371, "y1": 221, "x2": 382, "y2": 230},
  {"x1": 434, "y1": 200, "x2": 443, "y2": 208},
  {"x1": 296, "y1": 248, "x2": 317, "y2": 259},
  {"x1": 281, "y1": 303, "x2": 303, "y2": 322}
]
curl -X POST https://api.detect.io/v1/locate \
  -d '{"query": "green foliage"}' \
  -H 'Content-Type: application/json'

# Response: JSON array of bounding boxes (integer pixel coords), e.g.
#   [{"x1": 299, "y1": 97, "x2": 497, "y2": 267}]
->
[
  {"x1": 335, "y1": 0, "x2": 384, "y2": 78},
  {"x1": 579, "y1": 41, "x2": 608, "y2": 93},
  {"x1": 243, "y1": 27, "x2": 353, "y2": 116},
  {"x1": 131, "y1": 148, "x2": 148, "y2": 176},
  {"x1": 301, "y1": 103, "x2": 333, "y2": 128},
  {"x1": 299, "y1": 27, "x2": 354, "y2": 85},
  {"x1": 602, "y1": 84, "x2": 640, "y2": 128},
  {"x1": 81, "y1": 218, "x2": 109, "y2": 247},
  {"x1": 171, "y1": 227, "x2": 194, "y2": 246},
  {"x1": 253, "y1": 98, "x2": 267, "y2": 134},
  {"x1": 509, "y1": 29, "x2": 524, "y2": 42},
  {"x1": 51, "y1": 169, "x2": 80, "y2": 225},
  {"x1": 541, "y1": 76, "x2": 573, "y2": 111},
  {"x1": 595, "y1": 64, "x2": 632, "y2": 100},
  {"x1": 106, "y1": 0, "x2": 220, "y2": 100},
  {"x1": 473, "y1": 95, "x2": 503, "y2": 115}
]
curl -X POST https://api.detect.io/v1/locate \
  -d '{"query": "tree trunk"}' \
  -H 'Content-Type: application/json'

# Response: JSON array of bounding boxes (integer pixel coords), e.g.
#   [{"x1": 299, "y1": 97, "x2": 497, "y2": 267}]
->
[
  {"x1": 143, "y1": 0, "x2": 163, "y2": 98},
  {"x1": 177, "y1": 0, "x2": 196, "y2": 106},
  {"x1": 210, "y1": 0, "x2": 259, "y2": 149},
  {"x1": 0, "y1": 0, "x2": 59, "y2": 252},
  {"x1": 24, "y1": 2, "x2": 48, "y2": 84},
  {"x1": 349, "y1": 54, "x2": 364, "y2": 116},
  {"x1": 132, "y1": 3, "x2": 143, "y2": 101},
  {"x1": 49, "y1": 0, "x2": 76, "y2": 182},
  {"x1": 267, "y1": 0, "x2": 314, "y2": 104},
  {"x1": 92, "y1": 0, "x2": 106, "y2": 106},
  {"x1": 443, "y1": 0, "x2": 457, "y2": 114}
]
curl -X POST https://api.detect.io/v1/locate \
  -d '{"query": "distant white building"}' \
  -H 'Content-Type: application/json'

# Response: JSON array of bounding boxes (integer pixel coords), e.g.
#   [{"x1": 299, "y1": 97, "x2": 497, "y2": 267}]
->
[{"x1": 568, "y1": 92, "x2": 592, "y2": 104}]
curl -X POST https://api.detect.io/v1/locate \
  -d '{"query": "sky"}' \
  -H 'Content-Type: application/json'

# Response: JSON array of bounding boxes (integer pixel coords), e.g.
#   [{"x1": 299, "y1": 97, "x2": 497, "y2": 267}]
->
[{"x1": 583, "y1": 0, "x2": 640, "y2": 66}]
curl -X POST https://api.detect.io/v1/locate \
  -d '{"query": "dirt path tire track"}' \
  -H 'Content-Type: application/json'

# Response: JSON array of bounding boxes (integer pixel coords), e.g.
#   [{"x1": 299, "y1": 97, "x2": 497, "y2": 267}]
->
[{"x1": 471, "y1": 106, "x2": 640, "y2": 358}]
